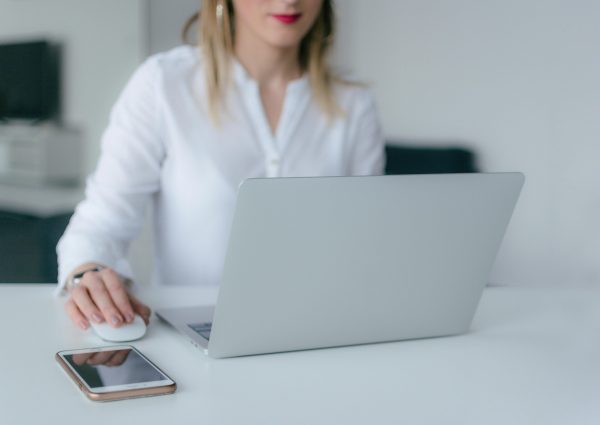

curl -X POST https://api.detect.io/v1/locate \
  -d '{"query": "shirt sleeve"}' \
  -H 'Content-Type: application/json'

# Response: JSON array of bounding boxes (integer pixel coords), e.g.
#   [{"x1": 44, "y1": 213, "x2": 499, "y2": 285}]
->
[
  {"x1": 55, "y1": 56, "x2": 166, "y2": 296},
  {"x1": 348, "y1": 88, "x2": 386, "y2": 176}
]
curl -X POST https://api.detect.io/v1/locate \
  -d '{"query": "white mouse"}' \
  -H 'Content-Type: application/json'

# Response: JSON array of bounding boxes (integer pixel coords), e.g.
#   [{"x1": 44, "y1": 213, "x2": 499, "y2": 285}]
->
[{"x1": 90, "y1": 314, "x2": 147, "y2": 342}]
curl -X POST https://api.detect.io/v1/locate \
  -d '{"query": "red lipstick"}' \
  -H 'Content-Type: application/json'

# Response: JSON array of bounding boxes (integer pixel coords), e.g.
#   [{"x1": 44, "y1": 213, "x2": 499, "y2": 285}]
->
[{"x1": 271, "y1": 13, "x2": 302, "y2": 24}]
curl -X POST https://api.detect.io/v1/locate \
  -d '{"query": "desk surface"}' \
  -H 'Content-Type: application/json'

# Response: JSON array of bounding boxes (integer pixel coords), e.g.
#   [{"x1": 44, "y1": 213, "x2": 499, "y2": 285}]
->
[{"x1": 0, "y1": 285, "x2": 598, "y2": 425}]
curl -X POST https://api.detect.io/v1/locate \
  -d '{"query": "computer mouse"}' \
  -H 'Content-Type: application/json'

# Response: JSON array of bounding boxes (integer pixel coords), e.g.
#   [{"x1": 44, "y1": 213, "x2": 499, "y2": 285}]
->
[{"x1": 90, "y1": 314, "x2": 147, "y2": 342}]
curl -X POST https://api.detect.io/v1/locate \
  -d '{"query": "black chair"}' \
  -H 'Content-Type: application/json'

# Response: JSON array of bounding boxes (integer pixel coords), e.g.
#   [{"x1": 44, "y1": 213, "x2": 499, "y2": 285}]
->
[{"x1": 385, "y1": 143, "x2": 478, "y2": 175}]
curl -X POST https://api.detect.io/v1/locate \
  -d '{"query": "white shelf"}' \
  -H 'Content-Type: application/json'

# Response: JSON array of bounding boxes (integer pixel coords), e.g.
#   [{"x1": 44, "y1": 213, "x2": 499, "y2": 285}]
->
[{"x1": 0, "y1": 182, "x2": 83, "y2": 216}]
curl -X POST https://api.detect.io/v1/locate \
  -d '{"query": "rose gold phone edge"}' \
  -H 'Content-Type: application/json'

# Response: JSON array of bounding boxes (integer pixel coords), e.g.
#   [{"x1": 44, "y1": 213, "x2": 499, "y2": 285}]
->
[{"x1": 55, "y1": 348, "x2": 177, "y2": 402}]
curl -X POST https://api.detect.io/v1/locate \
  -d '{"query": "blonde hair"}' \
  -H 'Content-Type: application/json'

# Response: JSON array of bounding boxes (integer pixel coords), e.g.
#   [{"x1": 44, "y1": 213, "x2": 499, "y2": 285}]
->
[{"x1": 183, "y1": 0, "x2": 341, "y2": 123}]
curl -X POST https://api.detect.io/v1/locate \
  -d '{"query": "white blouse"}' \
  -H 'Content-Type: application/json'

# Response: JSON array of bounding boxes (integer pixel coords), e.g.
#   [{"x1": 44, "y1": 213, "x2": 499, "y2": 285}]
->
[{"x1": 56, "y1": 45, "x2": 384, "y2": 294}]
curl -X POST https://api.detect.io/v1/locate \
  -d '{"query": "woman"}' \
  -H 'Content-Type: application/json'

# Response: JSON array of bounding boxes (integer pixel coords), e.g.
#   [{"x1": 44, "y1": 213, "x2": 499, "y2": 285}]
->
[{"x1": 57, "y1": 0, "x2": 384, "y2": 331}]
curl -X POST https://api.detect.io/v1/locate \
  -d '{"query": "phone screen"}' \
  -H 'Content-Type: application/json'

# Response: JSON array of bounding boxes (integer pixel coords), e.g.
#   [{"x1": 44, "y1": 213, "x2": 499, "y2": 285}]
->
[{"x1": 62, "y1": 347, "x2": 168, "y2": 389}]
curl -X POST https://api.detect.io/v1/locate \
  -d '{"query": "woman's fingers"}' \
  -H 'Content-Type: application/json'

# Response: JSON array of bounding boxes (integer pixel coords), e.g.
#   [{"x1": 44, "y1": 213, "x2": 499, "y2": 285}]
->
[
  {"x1": 67, "y1": 267, "x2": 149, "y2": 329},
  {"x1": 64, "y1": 298, "x2": 89, "y2": 330},
  {"x1": 87, "y1": 350, "x2": 115, "y2": 365},
  {"x1": 71, "y1": 285, "x2": 104, "y2": 324},
  {"x1": 71, "y1": 352, "x2": 95, "y2": 365},
  {"x1": 105, "y1": 349, "x2": 130, "y2": 367},
  {"x1": 101, "y1": 269, "x2": 135, "y2": 323},
  {"x1": 130, "y1": 294, "x2": 152, "y2": 325},
  {"x1": 81, "y1": 272, "x2": 124, "y2": 327}
]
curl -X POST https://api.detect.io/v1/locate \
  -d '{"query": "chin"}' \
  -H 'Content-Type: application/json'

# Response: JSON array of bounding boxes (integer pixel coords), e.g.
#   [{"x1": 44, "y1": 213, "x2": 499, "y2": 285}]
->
[{"x1": 265, "y1": 32, "x2": 306, "y2": 49}]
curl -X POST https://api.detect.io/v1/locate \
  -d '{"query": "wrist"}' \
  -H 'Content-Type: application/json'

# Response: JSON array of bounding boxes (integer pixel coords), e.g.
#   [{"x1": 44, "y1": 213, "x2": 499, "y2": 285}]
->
[
  {"x1": 67, "y1": 265, "x2": 105, "y2": 292},
  {"x1": 65, "y1": 264, "x2": 133, "y2": 293}
]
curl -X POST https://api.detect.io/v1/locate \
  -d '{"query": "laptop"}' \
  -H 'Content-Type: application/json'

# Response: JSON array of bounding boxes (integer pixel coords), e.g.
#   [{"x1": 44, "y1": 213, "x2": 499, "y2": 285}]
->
[{"x1": 157, "y1": 173, "x2": 524, "y2": 358}]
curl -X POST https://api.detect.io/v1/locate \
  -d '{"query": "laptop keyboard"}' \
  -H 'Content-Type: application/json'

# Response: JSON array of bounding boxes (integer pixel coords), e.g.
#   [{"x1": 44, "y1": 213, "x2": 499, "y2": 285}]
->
[{"x1": 188, "y1": 322, "x2": 212, "y2": 341}]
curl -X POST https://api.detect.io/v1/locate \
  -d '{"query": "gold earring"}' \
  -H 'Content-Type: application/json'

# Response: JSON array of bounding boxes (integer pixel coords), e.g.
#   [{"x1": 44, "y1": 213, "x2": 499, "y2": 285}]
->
[{"x1": 216, "y1": 1, "x2": 224, "y2": 25}]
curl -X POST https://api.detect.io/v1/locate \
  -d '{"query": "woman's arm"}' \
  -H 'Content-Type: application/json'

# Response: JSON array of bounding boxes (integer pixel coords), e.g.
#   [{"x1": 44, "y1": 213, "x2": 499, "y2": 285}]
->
[
  {"x1": 347, "y1": 88, "x2": 385, "y2": 176},
  {"x1": 56, "y1": 56, "x2": 165, "y2": 329}
]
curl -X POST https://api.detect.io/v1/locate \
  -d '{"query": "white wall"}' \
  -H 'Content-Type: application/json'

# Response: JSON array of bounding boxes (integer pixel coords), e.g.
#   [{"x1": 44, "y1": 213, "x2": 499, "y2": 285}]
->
[
  {"x1": 148, "y1": 0, "x2": 199, "y2": 54},
  {"x1": 335, "y1": 0, "x2": 600, "y2": 287}
]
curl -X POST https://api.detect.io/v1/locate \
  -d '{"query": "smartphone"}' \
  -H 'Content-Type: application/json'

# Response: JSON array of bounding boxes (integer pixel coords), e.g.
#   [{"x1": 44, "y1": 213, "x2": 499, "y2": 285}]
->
[{"x1": 56, "y1": 345, "x2": 176, "y2": 401}]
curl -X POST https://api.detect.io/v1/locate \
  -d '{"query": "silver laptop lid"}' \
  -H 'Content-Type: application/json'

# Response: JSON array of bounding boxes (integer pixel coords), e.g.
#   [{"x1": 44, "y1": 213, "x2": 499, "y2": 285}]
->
[{"x1": 208, "y1": 173, "x2": 524, "y2": 358}]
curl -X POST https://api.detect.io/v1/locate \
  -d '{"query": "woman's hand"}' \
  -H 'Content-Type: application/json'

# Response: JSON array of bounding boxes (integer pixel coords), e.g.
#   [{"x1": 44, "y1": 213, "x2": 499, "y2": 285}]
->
[{"x1": 64, "y1": 267, "x2": 151, "y2": 331}]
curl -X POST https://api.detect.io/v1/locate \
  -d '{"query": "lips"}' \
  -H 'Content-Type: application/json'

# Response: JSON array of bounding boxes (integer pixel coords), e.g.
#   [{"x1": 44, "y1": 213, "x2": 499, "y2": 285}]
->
[{"x1": 271, "y1": 13, "x2": 302, "y2": 24}]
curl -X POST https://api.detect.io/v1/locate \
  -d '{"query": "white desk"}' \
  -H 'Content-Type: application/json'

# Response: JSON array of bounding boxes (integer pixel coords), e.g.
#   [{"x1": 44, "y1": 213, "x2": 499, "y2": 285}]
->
[{"x1": 0, "y1": 285, "x2": 598, "y2": 425}]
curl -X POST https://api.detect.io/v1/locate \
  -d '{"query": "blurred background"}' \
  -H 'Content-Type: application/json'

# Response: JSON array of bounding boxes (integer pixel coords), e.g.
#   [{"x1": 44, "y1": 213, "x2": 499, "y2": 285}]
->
[{"x1": 0, "y1": 0, "x2": 598, "y2": 288}]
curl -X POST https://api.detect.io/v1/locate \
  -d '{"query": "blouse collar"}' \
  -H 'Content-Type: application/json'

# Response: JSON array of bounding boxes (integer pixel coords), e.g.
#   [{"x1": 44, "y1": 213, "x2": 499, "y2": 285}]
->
[{"x1": 232, "y1": 58, "x2": 308, "y2": 94}]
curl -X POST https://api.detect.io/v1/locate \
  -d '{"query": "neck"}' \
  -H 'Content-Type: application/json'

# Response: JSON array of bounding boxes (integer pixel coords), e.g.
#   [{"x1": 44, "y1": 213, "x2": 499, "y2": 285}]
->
[{"x1": 234, "y1": 28, "x2": 302, "y2": 86}]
